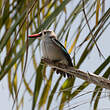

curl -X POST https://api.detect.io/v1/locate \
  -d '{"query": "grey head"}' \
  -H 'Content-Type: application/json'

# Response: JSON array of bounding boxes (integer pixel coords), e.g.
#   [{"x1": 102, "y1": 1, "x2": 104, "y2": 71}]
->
[{"x1": 28, "y1": 30, "x2": 57, "y2": 39}]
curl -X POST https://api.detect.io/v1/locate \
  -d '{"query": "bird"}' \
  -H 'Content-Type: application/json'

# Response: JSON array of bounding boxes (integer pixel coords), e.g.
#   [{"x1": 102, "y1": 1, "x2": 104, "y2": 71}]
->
[{"x1": 28, "y1": 30, "x2": 73, "y2": 78}]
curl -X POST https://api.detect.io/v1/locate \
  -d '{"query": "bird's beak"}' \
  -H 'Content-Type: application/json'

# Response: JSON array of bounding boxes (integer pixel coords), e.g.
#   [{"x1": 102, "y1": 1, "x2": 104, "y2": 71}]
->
[{"x1": 28, "y1": 33, "x2": 42, "y2": 39}]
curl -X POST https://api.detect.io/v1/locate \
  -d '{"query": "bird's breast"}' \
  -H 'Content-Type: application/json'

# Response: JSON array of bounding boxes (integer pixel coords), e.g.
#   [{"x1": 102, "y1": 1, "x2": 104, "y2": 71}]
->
[{"x1": 41, "y1": 39, "x2": 68, "y2": 64}]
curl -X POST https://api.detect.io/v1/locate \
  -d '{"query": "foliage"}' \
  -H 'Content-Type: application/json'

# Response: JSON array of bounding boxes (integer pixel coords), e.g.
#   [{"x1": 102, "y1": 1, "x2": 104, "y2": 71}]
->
[{"x1": 0, "y1": 0, "x2": 110, "y2": 110}]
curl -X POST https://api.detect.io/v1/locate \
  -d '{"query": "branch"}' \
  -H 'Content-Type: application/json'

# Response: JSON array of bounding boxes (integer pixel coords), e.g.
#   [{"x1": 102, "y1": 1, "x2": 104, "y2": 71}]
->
[{"x1": 41, "y1": 58, "x2": 110, "y2": 90}]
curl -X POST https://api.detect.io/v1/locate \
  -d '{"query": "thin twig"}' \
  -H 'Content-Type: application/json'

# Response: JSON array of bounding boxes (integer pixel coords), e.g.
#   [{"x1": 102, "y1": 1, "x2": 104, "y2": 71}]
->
[
  {"x1": 11, "y1": 15, "x2": 29, "y2": 110},
  {"x1": 2, "y1": 0, "x2": 38, "y2": 69},
  {"x1": 82, "y1": 0, "x2": 105, "y2": 59},
  {"x1": 11, "y1": 0, "x2": 38, "y2": 109}
]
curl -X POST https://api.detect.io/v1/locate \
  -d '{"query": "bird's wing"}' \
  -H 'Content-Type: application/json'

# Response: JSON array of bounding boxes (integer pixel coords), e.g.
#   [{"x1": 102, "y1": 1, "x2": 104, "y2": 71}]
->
[{"x1": 51, "y1": 37, "x2": 73, "y2": 66}]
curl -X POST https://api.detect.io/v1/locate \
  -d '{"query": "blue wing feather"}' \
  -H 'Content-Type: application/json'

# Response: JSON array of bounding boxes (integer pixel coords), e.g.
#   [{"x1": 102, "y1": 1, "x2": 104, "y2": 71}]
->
[
  {"x1": 52, "y1": 38, "x2": 68, "y2": 53},
  {"x1": 51, "y1": 37, "x2": 73, "y2": 67}
]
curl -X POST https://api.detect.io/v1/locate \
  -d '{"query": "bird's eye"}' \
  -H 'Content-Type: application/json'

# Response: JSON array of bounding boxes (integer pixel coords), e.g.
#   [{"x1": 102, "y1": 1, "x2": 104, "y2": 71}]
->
[{"x1": 44, "y1": 31, "x2": 46, "y2": 35}]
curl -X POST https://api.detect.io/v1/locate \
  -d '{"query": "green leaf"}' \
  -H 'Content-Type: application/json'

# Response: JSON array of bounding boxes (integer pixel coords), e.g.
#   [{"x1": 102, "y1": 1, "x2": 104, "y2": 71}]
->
[
  {"x1": 32, "y1": 62, "x2": 43, "y2": 110},
  {"x1": 46, "y1": 76, "x2": 62, "y2": 110},
  {"x1": 0, "y1": 10, "x2": 27, "y2": 51},
  {"x1": 93, "y1": 88, "x2": 102, "y2": 110},
  {"x1": 38, "y1": 69, "x2": 53, "y2": 109},
  {"x1": 59, "y1": 78, "x2": 75, "y2": 110}
]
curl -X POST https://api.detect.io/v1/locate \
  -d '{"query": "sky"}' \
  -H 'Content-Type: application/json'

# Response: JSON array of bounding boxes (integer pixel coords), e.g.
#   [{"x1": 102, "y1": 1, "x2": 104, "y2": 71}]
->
[{"x1": 0, "y1": 0, "x2": 110, "y2": 110}]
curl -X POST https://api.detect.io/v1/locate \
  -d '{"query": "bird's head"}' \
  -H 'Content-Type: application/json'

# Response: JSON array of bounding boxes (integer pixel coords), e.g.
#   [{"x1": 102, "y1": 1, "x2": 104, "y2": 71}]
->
[{"x1": 28, "y1": 30, "x2": 56, "y2": 40}]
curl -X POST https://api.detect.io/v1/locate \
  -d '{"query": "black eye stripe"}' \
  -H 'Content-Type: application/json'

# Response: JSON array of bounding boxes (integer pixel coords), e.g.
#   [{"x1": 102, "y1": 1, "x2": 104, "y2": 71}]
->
[{"x1": 40, "y1": 33, "x2": 42, "y2": 36}]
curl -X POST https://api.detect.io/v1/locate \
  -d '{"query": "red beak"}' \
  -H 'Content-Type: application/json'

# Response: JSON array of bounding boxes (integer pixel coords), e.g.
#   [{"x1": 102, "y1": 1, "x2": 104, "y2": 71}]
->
[{"x1": 28, "y1": 33, "x2": 42, "y2": 39}]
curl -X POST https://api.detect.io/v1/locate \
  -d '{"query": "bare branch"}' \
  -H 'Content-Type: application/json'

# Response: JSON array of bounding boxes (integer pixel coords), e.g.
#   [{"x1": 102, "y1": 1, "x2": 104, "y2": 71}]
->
[{"x1": 42, "y1": 58, "x2": 110, "y2": 90}]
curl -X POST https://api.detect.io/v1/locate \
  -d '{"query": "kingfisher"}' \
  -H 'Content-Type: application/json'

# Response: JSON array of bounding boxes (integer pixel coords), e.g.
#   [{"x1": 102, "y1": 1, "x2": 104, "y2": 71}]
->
[{"x1": 28, "y1": 30, "x2": 73, "y2": 78}]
